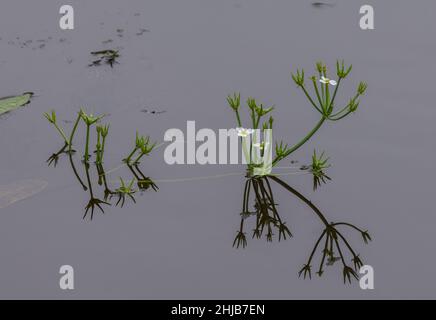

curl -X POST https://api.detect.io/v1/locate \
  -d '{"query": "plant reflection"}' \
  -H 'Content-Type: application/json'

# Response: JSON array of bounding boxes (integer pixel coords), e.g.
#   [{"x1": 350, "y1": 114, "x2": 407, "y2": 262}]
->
[
  {"x1": 46, "y1": 109, "x2": 158, "y2": 220},
  {"x1": 235, "y1": 174, "x2": 371, "y2": 284},
  {"x1": 229, "y1": 61, "x2": 371, "y2": 284}
]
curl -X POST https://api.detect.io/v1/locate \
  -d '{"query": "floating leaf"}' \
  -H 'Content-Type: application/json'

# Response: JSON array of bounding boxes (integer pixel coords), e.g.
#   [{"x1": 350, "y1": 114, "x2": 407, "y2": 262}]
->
[
  {"x1": 0, "y1": 179, "x2": 47, "y2": 209},
  {"x1": 0, "y1": 92, "x2": 33, "y2": 116}
]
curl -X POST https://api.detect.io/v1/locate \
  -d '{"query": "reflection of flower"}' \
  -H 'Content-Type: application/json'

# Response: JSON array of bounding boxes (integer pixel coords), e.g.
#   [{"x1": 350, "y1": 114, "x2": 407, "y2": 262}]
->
[
  {"x1": 319, "y1": 76, "x2": 337, "y2": 86},
  {"x1": 236, "y1": 127, "x2": 254, "y2": 138}
]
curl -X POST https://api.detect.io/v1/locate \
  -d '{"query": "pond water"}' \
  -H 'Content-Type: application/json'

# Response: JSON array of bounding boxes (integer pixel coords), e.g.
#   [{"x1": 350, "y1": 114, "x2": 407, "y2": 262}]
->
[{"x1": 0, "y1": 0, "x2": 435, "y2": 299}]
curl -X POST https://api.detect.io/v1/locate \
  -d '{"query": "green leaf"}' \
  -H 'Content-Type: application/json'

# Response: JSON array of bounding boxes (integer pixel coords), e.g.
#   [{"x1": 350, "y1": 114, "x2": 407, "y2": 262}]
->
[{"x1": 0, "y1": 92, "x2": 33, "y2": 116}]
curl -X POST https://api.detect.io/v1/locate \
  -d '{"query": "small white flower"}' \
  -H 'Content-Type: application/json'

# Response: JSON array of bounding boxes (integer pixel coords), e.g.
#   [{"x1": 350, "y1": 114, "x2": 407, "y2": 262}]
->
[
  {"x1": 319, "y1": 76, "x2": 337, "y2": 86},
  {"x1": 236, "y1": 127, "x2": 254, "y2": 138}
]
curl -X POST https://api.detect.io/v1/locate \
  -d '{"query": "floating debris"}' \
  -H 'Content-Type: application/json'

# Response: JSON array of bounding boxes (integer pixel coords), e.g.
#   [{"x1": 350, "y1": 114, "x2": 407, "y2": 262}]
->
[
  {"x1": 89, "y1": 50, "x2": 120, "y2": 68},
  {"x1": 116, "y1": 28, "x2": 124, "y2": 38},
  {"x1": 141, "y1": 109, "x2": 166, "y2": 115},
  {"x1": 0, "y1": 92, "x2": 33, "y2": 116},
  {"x1": 136, "y1": 28, "x2": 150, "y2": 36},
  {"x1": 0, "y1": 179, "x2": 48, "y2": 209},
  {"x1": 311, "y1": 2, "x2": 335, "y2": 8}
]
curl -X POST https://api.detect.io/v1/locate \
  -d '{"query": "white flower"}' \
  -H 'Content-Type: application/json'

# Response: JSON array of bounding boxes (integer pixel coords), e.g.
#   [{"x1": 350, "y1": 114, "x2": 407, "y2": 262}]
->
[
  {"x1": 319, "y1": 76, "x2": 337, "y2": 86},
  {"x1": 236, "y1": 127, "x2": 254, "y2": 138}
]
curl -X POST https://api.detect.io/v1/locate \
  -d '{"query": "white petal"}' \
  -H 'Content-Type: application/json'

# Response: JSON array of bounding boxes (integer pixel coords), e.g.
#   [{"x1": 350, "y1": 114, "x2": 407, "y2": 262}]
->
[
  {"x1": 329, "y1": 80, "x2": 337, "y2": 86},
  {"x1": 319, "y1": 78, "x2": 328, "y2": 84}
]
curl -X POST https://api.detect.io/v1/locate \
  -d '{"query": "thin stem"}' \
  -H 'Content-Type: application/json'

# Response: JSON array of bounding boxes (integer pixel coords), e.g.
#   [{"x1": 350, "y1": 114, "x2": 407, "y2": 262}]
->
[
  {"x1": 333, "y1": 234, "x2": 347, "y2": 267},
  {"x1": 84, "y1": 162, "x2": 94, "y2": 199},
  {"x1": 259, "y1": 178, "x2": 281, "y2": 223},
  {"x1": 318, "y1": 232, "x2": 330, "y2": 275},
  {"x1": 53, "y1": 123, "x2": 69, "y2": 145},
  {"x1": 329, "y1": 109, "x2": 352, "y2": 121},
  {"x1": 97, "y1": 164, "x2": 110, "y2": 191},
  {"x1": 301, "y1": 85, "x2": 323, "y2": 114},
  {"x1": 68, "y1": 113, "x2": 82, "y2": 154},
  {"x1": 96, "y1": 131, "x2": 101, "y2": 163},
  {"x1": 328, "y1": 78, "x2": 341, "y2": 112},
  {"x1": 329, "y1": 91, "x2": 360, "y2": 119},
  {"x1": 332, "y1": 222, "x2": 365, "y2": 233},
  {"x1": 335, "y1": 230, "x2": 358, "y2": 258},
  {"x1": 84, "y1": 124, "x2": 91, "y2": 161},
  {"x1": 101, "y1": 136, "x2": 106, "y2": 163},
  {"x1": 125, "y1": 147, "x2": 138, "y2": 164},
  {"x1": 245, "y1": 179, "x2": 252, "y2": 213},
  {"x1": 242, "y1": 179, "x2": 249, "y2": 213},
  {"x1": 306, "y1": 230, "x2": 327, "y2": 265},
  {"x1": 68, "y1": 153, "x2": 87, "y2": 191},
  {"x1": 311, "y1": 79, "x2": 324, "y2": 113},
  {"x1": 324, "y1": 82, "x2": 330, "y2": 113},
  {"x1": 235, "y1": 110, "x2": 242, "y2": 127},
  {"x1": 268, "y1": 176, "x2": 329, "y2": 226},
  {"x1": 273, "y1": 116, "x2": 326, "y2": 165},
  {"x1": 127, "y1": 164, "x2": 141, "y2": 181}
]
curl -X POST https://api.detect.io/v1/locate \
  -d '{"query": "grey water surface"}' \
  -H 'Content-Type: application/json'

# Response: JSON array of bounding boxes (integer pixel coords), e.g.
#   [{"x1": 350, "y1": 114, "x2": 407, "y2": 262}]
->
[{"x1": 0, "y1": 0, "x2": 435, "y2": 299}]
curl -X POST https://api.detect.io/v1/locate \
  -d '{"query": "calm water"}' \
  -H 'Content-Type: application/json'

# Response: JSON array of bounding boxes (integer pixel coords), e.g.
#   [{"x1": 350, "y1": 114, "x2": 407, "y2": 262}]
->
[{"x1": 0, "y1": 0, "x2": 435, "y2": 299}]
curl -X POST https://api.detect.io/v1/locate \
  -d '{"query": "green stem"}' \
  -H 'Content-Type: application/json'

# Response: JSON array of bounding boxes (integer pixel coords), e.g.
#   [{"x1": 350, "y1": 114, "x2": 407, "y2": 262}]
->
[
  {"x1": 68, "y1": 113, "x2": 81, "y2": 154},
  {"x1": 235, "y1": 110, "x2": 242, "y2": 127},
  {"x1": 96, "y1": 131, "x2": 101, "y2": 163},
  {"x1": 311, "y1": 79, "x2": 324, "y2": 113},
  {"x1": 101, "y1": 136, "x2": 106, "y2": 163},
  {"x1": 133, "y1": 152, "x2": 145, "y2": 164},
  {"x1": 273, "y1": 116, "x2": 326, "y2": 165},
  {"x1": 125, "y1": 147, "x2": 138, "y2": 164},
  {"x1": 84, "y1": 124, "x2": 91, "y2": 161},
  {"x1": 53, "y1": 123, "x2": 69, "y2": 145},
  {"x1": 302, "y1": 85, "x2": 323, "y2": 114},
  {"x1": 329, "y1": 109, "x2": 352, "y2": 121},
  {"x1": 328, "y1": 78, "x2": 341, "y2": 113}
]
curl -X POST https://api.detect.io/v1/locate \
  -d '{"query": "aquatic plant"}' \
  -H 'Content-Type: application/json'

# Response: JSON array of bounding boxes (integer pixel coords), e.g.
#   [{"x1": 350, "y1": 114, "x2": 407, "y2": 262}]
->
[
  {"x1": 228, "y1": 61, "x2": 371, "y2": 284},
  {"x1": 83, "y1": 161, "x2": 110, "y2": 220},
  {"x1": 114, "y1": 177, "x2": 137, "y2": 207},
  {"x1": 44, "y1": 110, "x2": 70, "y2": 146},
  {"x1": 45, "y1": 108, "x2": 157, "y2": 219},
  {"x1": 79, "y1": 110, "x2": 105, "y2": 162},
  {"x1": 309, "y1": 150, "x2": 331, "y2": 191},
  {"x1": 124, "y1": 132, "x2": 156, "y2": 165},
  {"x1": 89, "y1": 50, "x2": 120, "y2": 68},
  {"x1": 95, "y1": 124, "x2": 109, "y2": 164}
]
